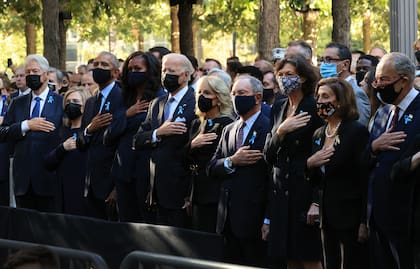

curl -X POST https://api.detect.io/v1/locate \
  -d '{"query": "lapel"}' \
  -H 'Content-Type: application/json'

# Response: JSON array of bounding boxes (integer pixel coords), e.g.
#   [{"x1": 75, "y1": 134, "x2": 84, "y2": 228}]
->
[
  {"x1": 243, "y1": 113, "x2": 263, "y2": 147},
  {"x1": 313, "y1": 125, "x2": 326, "y2": 152},
  {"x1": 370, "y1": 105, "x2": 391, "y2": 141},
  {"x1": 24, "y1": 92, "x2": 32, "y2": 119},
  {"x1": 158, "y1": 94, "x2": 168, "y2": 125},
  {"x1": 394, "y1": 95, "x2": 420, "y2": 132},
  {"x1": 170, "y1": 88, "x2": 193, "y2": 121},
  {"x1": 41, "y1": 90, "x2": 54, "y2": 118},
  {"x1": 273, "y1": 100, "x2": 288, "y2": 134},
  {"x1": 228, "y1": 120, "x2": 241, "y2": 154}
]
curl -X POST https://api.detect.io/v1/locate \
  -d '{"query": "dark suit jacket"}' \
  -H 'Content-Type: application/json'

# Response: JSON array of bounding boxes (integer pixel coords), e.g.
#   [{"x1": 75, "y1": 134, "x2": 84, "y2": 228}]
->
[
  {"x1": 207, "y1": 112, "x2": 270, "y2": 239},
  {"x1": 391, "y1": 133, "x2": 420, "y2": 243},
  {"x1": 367, "y1": 93, "x2": 420, "y2": 241},
  {"x1": 133, "y1": 87, "x2": 197, "y2": 209},
  {"x1": 309, "y1": 120, "x2": 369, "y2": 230},
  {"x1": 2, "y1": 90, "x2": 63, "y2": 196},
  {"x1": 80, "y1": 83, "x2": 125, "y2": 200}
]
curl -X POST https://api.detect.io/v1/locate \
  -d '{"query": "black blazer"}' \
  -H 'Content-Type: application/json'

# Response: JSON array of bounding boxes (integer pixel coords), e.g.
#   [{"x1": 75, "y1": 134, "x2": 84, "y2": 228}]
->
[
  {"x1": 391, "y1": 133, "x2": 420, "y2": 243},
  {"x1": 367, "y1": 93, "x2": 420, "y2": 241},
  {"x1": 309, "y1": 120, "x2": 369, "y2": 230},
  {"x1": 187, "y1": 116, "x2": 234, "y2": 204},
  {"x1": 2, "y1": 90, "x2": 63, "y2": 196},
  {"x1": 207, "y1": 112, "x2": 270, "y2": 239},
  {"x1": 80, "y1": 83, "x2": 125, "y2": 200},
  {"x1": 133, "y1": 87, "x2": 197, "y2": 209}
]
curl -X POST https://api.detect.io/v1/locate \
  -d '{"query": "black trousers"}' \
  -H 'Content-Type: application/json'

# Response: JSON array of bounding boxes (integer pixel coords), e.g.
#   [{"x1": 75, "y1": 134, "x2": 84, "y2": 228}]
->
[
  {"x1": 16, "y1": 185, "x2": 56, "y2": 213},
  {"x1": 192, "y1": 203, "x2": 218, "y2": 233},
  {"x1": 83, "y1": 189, "x2": 118, "y2": 221},
  {"x1": 369, "y1": 220, "x2": 414, "y2": 269},
  {"x1": 156, "y1": 206, "x2": 188, "y2": 228},
  {"x1": 0, "y1": 180, "x2": 9, "y2": 206},
  {"x1": 115, "y1": 179, "x2": 151, "y2": 223},
  {"x1": 223, "y1": 218, "x2": 266, "y2": 267},
  {"x1": 322, "y1": 226, "x2": 369, "y2": 269}
]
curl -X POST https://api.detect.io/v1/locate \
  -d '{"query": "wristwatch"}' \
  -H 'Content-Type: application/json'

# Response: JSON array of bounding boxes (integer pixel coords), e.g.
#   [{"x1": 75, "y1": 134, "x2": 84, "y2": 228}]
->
[{"x1": 226, "y1": 157, "x2": 233, "y2": 168}]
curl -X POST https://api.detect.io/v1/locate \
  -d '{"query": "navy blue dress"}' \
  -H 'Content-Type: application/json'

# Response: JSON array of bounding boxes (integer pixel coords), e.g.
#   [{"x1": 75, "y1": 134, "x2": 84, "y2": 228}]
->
[{"x1": 45, "y1": 127, "x2": 86, "y2": 215}]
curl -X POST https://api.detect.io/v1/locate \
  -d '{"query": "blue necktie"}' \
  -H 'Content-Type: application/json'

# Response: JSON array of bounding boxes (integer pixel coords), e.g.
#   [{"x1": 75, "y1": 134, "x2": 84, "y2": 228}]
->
[
  {"x1": 31, "y1": 97, "x2": 41, "y2": 119},
  {"x1": 0, "y1": 99, "x2": 6, "y2": 116},
  {"x1": 164, "y1": 97, "x2": 175, "y2": 121}
]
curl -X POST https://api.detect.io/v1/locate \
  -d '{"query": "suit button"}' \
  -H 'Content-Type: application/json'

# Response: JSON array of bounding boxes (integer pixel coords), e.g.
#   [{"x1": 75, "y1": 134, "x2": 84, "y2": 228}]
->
[
  {"x1": 286, "y1": 157, "x2": 290, "y2": 162},
  {"x1": 285, "y1": 191, "x2": 289, "y2": 196},
  {"x1": 273, "y1": 190, "x2": 277, "y2": 195},
  {"x1": 295, "y1": 140, "x2": 300, "y2": 145},
  {"x1": 285, "y1": 173, "x2": 289, "y2": 179},
  {"x1": 376, "y1": 163, "x2": 380, "y2": 168}
]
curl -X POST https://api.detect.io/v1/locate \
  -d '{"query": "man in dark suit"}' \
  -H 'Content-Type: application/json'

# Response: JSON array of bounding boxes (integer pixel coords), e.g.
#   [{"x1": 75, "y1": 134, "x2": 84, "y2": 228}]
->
[
  {"x1": 133, "y1": 53, "x2": 196, "y2": 228},
  {"x1": 79, "y1": 51, "x2": 125, "y2": 220},
  {"x1": 320, "y1": 42, "x2": 371, "y2": 126},
  {"x1": 2, "y1": 54, "x2": 63, "y2": 212},
  {"x1": 367, "y1": 52, "x2": 420, "y2": 269},
  {"x1": 207, "y1": 75, "x2": 269, "y2": 267},
  {"x1": 10, "y1": 66, "x2": 31, "y2": 99}
]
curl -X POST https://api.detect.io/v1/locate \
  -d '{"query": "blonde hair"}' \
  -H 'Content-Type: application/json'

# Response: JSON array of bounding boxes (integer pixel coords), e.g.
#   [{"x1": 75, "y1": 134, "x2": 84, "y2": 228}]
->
[
  {"x1": 62, "y1": 86, "x2": 92, "y2": 127},
  {"x1": 195, "y1": 76, "x2": 233, "y2": 120}
]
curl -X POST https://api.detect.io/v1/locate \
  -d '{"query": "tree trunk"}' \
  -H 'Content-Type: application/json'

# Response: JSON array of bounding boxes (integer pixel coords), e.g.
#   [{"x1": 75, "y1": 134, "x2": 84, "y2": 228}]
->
[
  {"x1": 25, "y1": 19, "x2": 37, "y2": 55},
  {"x1": 193, "y1": 20, "x2": 202, "y2": 62},
  {"x1": 42, "y1": 0, "x2": 60, "y2": 67},
  {"x1": 178, "y1": 1, "x2": 194, "y2": 55},
  {"x1": 137, "y1": 31, "x2": 144, "y2": 51},
  {"x1": 302, "y1": 9, "x2": 319, "y2": 60},
  {"x1": 363, "y1": 9, "x2": 371, "y2": 53},
  {"x1": 258, "y1": 0, "x2": 280, "y2": 61},
  {"x1": 332, "y1": 0, "x2": 351, "y2": 47},
  {"x1": 170, "y1": 5, "x2": 180, "y2": 53},
  {"x1": 58, "y1": 14, "x2": 67, "y2": 70}
]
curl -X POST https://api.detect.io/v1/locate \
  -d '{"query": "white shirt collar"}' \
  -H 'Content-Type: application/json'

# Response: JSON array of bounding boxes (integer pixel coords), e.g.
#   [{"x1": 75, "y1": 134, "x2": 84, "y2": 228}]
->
[
  {"x1": 32, "y1": 86, "x2": 49, "y2": 101},
  {"x1": 242, "y1": 110, "x2": 261, "y2": 128},
  {"x1": 396, "y1": 88, "x2": 419, "y2": 113},
  {"x1": 169, "y1": 85, "x2": 189, "y2": 103},
  {"x1": 99, "y1": 81, "x2": 115, "y2": 99}
]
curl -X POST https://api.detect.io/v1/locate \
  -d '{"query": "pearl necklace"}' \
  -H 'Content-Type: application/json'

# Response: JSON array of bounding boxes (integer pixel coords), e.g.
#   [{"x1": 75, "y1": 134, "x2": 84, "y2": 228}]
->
[{"x1": 325, "y1": 120, "x2": 342, "y2": 138}]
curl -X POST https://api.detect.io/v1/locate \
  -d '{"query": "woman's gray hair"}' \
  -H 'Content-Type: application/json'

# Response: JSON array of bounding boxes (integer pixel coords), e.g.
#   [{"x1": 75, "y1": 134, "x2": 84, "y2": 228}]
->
[
  {"x1": 207, "y1": 68, "x2": 232, "y2": 88},
  {"x1": 24, "y1": 54, "x2": 50, "y2": 72}
]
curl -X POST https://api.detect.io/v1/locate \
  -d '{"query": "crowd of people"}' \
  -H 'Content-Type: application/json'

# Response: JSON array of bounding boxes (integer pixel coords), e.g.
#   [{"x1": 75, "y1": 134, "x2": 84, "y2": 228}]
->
[{"x1": 0, "y1": 40, "x2": 420, "y2": 269}]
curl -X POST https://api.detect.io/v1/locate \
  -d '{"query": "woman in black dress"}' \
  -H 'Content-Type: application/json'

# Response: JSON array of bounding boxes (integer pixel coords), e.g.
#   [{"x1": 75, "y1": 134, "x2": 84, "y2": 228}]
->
[
  {"x1": 307, "y1": 77, "x2": 370, "y2": 269},
  {"x1": 263, "y1": 54, "x2": 324, "y2": 269},
  {"x1": 105, "y1": 51, "x2": 164, "y2": 223},
  {"x1": 187, "y1": 75, "x2": 234, "y2": 233},
  {"x1": 45, "y1": 87, "x2": 91, "y2": 215}
]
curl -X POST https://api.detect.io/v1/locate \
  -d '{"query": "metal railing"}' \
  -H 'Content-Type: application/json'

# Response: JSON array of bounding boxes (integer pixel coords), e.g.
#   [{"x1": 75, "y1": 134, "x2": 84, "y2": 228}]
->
[
  {"x1": 0, "y1": 238, "x2": 108, "y2": 269},
  {"x1": 120, "y1": 250, "x2": 265, "y2": 269}
]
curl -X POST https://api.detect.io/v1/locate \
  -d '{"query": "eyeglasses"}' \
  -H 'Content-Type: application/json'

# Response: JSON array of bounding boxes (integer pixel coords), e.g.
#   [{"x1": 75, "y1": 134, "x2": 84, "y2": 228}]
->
[
  {"x1": 371, "y1": 76, "x2": 403, "y2": 89},
  {"x1": 320, "y1": 56, "x2": 341, "y2": 64}
]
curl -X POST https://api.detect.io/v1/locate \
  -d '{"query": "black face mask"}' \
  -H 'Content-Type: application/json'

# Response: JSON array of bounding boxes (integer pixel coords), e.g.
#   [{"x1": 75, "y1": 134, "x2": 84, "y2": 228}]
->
[
  {"x1": 415, "y1": 50, "x2": 420, "y2": 63},
  {"x1": 64, "y1": 103, "x2": 82, "y2": 120},
  {"x1": 26, "y1": 74, "x2": 43, "y2": 91},
  {"x1": 198, "y1": 94, "x2": 215, "y2": 113},
  {"x1": 127, "y1": 71, "x2": 147, "y2": 89},
  {"x1": 376, "y1": 77, "x2": 403, "y2": 104},
  {"x1": 92, "y1": 68, "x2": 112, "y2": 85},
  {"x1": 356, "y1": 71, "x2": 366, "y2": 86},
  {"x1": 163, "y1": 74, "x2": 181, "y2": 93},
  {"x1": 262, "y1": 88, "x2": 274, "y2": 103},
  {"x1": 188, "y1": 71, "x2": 196, "y2": 86},
  {"x1": 233, "y1": 95, "x2": 256, "y2": 116},
  {"x1": 316, "y1": 102, "x2": 336, "y2": 120},
  {"x1": 59, "y1": 86, "x2": 68, "y2": 94}
]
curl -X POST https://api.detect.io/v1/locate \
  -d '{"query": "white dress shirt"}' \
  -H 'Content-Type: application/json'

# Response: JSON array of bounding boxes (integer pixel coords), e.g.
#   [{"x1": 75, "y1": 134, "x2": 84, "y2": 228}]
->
[{"x1": 21, "y1": 87, "x2": 50, "y2": 134}]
